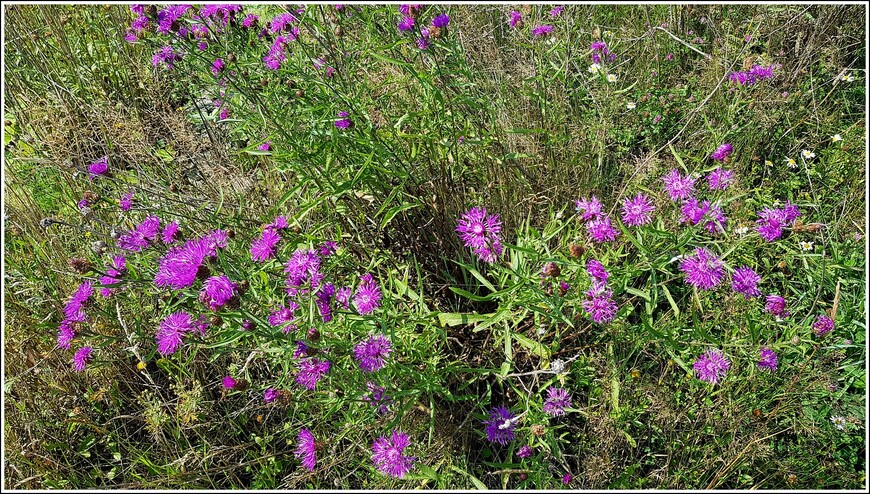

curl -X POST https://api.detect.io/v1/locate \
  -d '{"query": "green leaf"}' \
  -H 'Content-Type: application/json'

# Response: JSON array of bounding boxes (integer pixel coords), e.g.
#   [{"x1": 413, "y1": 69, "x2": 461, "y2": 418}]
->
[
  {"x1": 625, "y1": 287, "x2": 651, "y2": 301},
  {"x1": 450, "y1": 466, "x2": 488, "y2": 490},
  {"x1": 513, "y1": 333, "x2": 551, "y2": 359},
  {"x1": 437, "y1": 312, "x2": 492, "y2": 327},
  {"x1": 661, "y1": 284, "x2": 680, "y2": 317}
]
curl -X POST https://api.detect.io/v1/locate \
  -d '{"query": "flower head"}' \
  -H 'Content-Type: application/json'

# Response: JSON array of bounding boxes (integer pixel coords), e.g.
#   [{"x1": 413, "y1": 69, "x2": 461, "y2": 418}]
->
[
  {"x1": 295, "y1": 358, "x2": 331, "y2": 390},
  {"x1": 156, "y1": 312, "x2": 195, "y2": 356},
  {"x1": 456, "y1": 206, "x2": 504, "y2": 263},
  {"x1": 222, "y1": 375, "x2": 237, "y2": 389},
  {"x1": 354, "y1": 334, "x2": 393, "y2": 372},
  {"x1": 830, "y1": 415, "x2": 847, "y2": 430},
  {"x1": 757, "y1": 347, "x2": 778, "y2": 371},
  {"x1": 353, "y1": 273, "x2": 382, "y2": 315},
  {"x1": 372, "y1": 430, "x2": 416, "y2": 478},
  {"x1": 813, "y1": 315, "x2": 834, "y2": 336},
  {"x1": 334, "y1": 111, "x2": 353, "y2": 129},
  {"x1": 710, "y1": 143, "x2": 733, "y2": 162},
  {"x1": 483, "y1": 406, "x2": 517, "y2": 445},
  {"x1": 251, "y1": 228, "x2": 281, "y2": 262},
  {"x1": 432, "y1": 13, "x2": 450, "y2": 28},
  {"x1": 679, "y1": 247, "x2": 724, "y2": 290},
  {"x1": 586, "y1": 258, "x2": 609, "y2": 286},
  {"x1": 120, "y1": 190, "x2": 134, "y2": 211},
  {"x1": 661, "y1": 169, "x2": 696, "y2": 201},
  {"x1": 582, "y1": 288, "x2": 618, "y2": 324},
  {"x1": 543, "y1": 387, "x2": 572, "y2": 416},
  {"x1": 731, "y1": 266, "x2": 762, "y2": 299},
  {"x1": 801, "y1": 149, "x2": 815, "y2": 160},
  {"x1": 693, "y1": 348, "x2": 731, "y2": 384},
  {"x1": 574, "y1": 196, "x2": 602, "y2": 222},
  {"x1": 586, "y1": 216, "x2": 619, "y2": 243},
  {"x1": 532, "y1": 24, "x2": 554, "y2": 38},
  {"x1": 398, "y1": 16, "x2": 414, "y2": 31},
  {"x1": 162, "y1": 221, "x2": 179, "y2": 244},
  {"x1": 295, "y1": 429, "x2": 317, "y2": 471},
  {"x1": 707, "y1": 168, "x2": 735, "y2": 190},
  {"x1": 88, "y1": 157, "x2": 108, "y2": 179},
  {"x1": 199, "y1": 275, "x2": 238, "y2": 311},
  {"x1": 72, "y1": 346, "x2": 93, "y2": 372},
  {"x1": 621, "y1": 193, "x2": 655, "y2": 226},
  {"x1": 508, "y1": 11, "x2": 522, "y2": 28},
  {"x1": 264, "y1": 387, "x2": 279, "y2": 403},
  {"x1": 764, "y1": 295, "x2": 789, "y2": 318}
]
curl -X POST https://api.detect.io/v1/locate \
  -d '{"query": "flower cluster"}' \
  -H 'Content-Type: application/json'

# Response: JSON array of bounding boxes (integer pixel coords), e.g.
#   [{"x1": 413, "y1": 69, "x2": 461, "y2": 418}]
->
[
  {"x1": 575, "y1": 196, "x2": 619, "y2": 243},
  {"x1": 153, "y1": 229, "x2": 228, "y2": 289},
  {"x1": 250, "y1": 215, "x2": 289, "y2": 262},
  {"x1": 755, "y1": 201, "x2": 801, "y2": 242},
  {"x1": 590, "y1": 40, "x2": 615, "y2": 64},
  {"x1": 57, "y1": 281, "x2": 93, "y2": 349}
]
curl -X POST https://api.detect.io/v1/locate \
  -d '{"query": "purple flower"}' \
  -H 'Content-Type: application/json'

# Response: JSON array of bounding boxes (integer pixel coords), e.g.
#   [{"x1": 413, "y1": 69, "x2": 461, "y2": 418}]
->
[
  {"x1": 582, "y1": 288, "x2": 618, "y2": 324},
  {"x1": 354, "y1": 334, "x2": 392, "y2": 372},
  {"x1": 398, "y1": 16, "x2": 414, "y2": 31},
  {"x1": 257, "y1": 140, "x2": 271, "y2": 151},
  {"x1": 295, "y1": 358, "x2": 331, "y2": 390},
  {"x1": 586, "y1": 258, "x2": 609, "y2": 286},
  {"x1": 703, "y1": 203, "x2": 727, "y2": 235},
  {"x1": 251, "y1": 229, "x2": 281, "y2": 262},
  {"x1": 156, "y1": 4, "x2": 191, "y2": 34},
  {"x1": 363, "y1": 382, "x2": 393, "y2": 414},
  {"x1": 416, "y1": 36, "x2": 430, "y2": 50},
  {"x1": 88, "y1": 157, "x2": 108, "y2": 179},
  {"x1": 432, "y1": 13, "x2": 450, "y2": 28},
  {"x1": 162, "y1": 221, "x2": 179, "y2": 244},
  {"x1": 319, "y1": 240, "x2": 338, "y2": 257},
  {"x1": 508, "y1": 11, "x2": 522, "y2": 28},
  {"x1": 517, "y1": 445, "x2": 533, "y2": 459},
  {"x1": 731, "y1": 266, "x2": 761, "y2": 299},
  {"x1": 590, "y1": 40, "x2": 614, "y2": 63},
  {"x1": 813, "y1": 315, "x2": 834, "y2": 336},
  {"x1": 456, "y1": 206, "x2": 504, "y2": 263},
  {"x1": 765, "y1": 295, "x2": 789, "y2": 318},
  {"x1": 621, "y1": 193, "x2": 655, "y2": 226},
  {"x1": 269, "y1": 12, "x2": 299, "y2": 34},
  {"x1": 758, "y1": 348, "x2": 778, "y2": 371},
  {"x1": 550, "y1": 6, "x2": 564, "y2": 17},
  {"x1": 710, "y1": 143, "x2": 733, "y2": 162},
  {"x1": 483, "y1": 406, "x2": 517, "y2": 445},
  {"x1": 680, "y1": 198, "x2": 709, "y2": 226},
  {"x1": 211, "y1": 58, "x2": 224, "y2": 76},
  {"x1": 72, "y1": 346, "x2": 93, "y2": 372},
  {"x1": 574, "y1": 196, "x2": 602, "y2": 222},
  {"x1": 755, "y1": 202, "x2": 800, "y2": 242},
  {"x1": 295, "y1": 429, "x2": 317, "y2": 471},
  {"x1": 153, "y1": 237, "x2": 211, "y2": 290},
  {"x1": 268, "y1": 302, "x2": 300, "y2": 331},
  {"x1": 707, "y1": 167, "x2": 735, "y2": 190},
  {"x1": 151, "y1": 45, "x2": 180, "y2": 69},
  {"x1": 353, "y1": 273, "x2": 383, "y2": 315},
  {"x1": 222, "y1": 375, "x2": 237, "y2": 389},
  {"x1": 532, "y1": 24, "x2": 554, "y2": 38},
  {"x1": 563, "y1": 474, "x2": 573, "y2": 485},
  {"x1": 729, "y1": 64, "x2": 777, "y2": 86},
  {"x1": 543, "y1": 387, "x2": 572, "y2": 416},
  {"x1": 57, "y1": 320, "x2": 76, "y2": 349},
  {"x1": 335, "y1": 286, "x2": 352, "y2": 309},
  {"x1": 586, "y1": 216, "x2": 619, "y2": 243},
  {"x1": 335, "y1": 111, "x2": 353, "y2": 129},
  {"x1": 242, "y1": 13, "x2": 258, "y2": 28},
  {"x1": 679, "y1": 247, "x2": 724, "y2": 290},
  {"x1": 156, "y1": 312, "x2": 195, "y2": 356},
  {"x1": 693, "y1": 348, "x2": 731, "y2": 384},
  {"x1": 372, "y1": 430, "x2": 416, "y2": 478},
  {"x1": 285, "y1": 249, "x2": 322, "y2": 295},
  {"x1": 120, "y1": 190, "x2": 134, "y2": 211},
  {"x1": 661, "y1": 169, "x2": 696, "y2": 201},
  {"x1": 199, "y1": 275, "x2": 237, "y2": 311},
  {"x1": 264, "y1": 387, "x2": 279, "y2": 403},
  {"x1": 118, "y1": 215, "x2": 161, "y2": 252}
]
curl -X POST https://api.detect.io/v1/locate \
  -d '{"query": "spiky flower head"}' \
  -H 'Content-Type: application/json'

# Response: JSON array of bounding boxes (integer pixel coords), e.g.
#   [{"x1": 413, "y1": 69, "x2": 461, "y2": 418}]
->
[
  {"x1": 354, "y1": 334, "x2": 393, "y2": 372},
  {"x1": 542, "y1": 387, "x2": 572, "y2": 416},
  {"x1": 582, "y1": 288, "x2": 618, "y2": 324},
  {"x1": 483, "y1": 406, "x2": 517, "y2": 445},
  {"x1": 517, "y1": 445, "x2": 533, "y2": 458},
  {"x1": 353, "y1": 273, "x2": 383, "y2": 315},
  {"x1": 156, "y1": 312, "x2": 195, "y2": 356},
  {"x1": 693, "y1": 348, "x2": 731, "y2": 384},
  {"x1": 661, "y1": 169, "x2": 696, "y2": 201},
  {"x1": 707, "y1": 167, "x2": 735, "y2": 190},
  {"x1": 731, "y1": 266, "x2": 762, "y2": 299},
  {"x1": 222, "y1": 376, "x2": 237, "y2": 389},
  {"x1": 757, "y1": 347, "x2": 778, "y2": 371},
  {"x1": 295, "y1": 429, "x2": 317, "y2": 471},
  {"x1": 813, "y1": 315, "x2": 834, "y2": 336},
  {"x1": 710, "y1": 143, "x2": 733, "y2": 162},
  {"x1": 72, "y1": 346, "x2": 93, "y2": 372},
  {"x1": 372, "y1": 430, "x2": 416, "y2": 478},
  {"x1": 199, "y1": 275, "x2": 238, "y2": 311},
  {"x1": 621, "y1": 193, "x2": 655, "y2": 226},
  {"x1": 679, "y1": 247, "x2": 724, "y2": 290},
  {"x1": 295, "y1": 358, "x2": 331, "y2": 390},
  {"x1": 586, "y1": 215, "x2": 619, "y2": 243},
  {"x1": 765, "y1": 295, "x2": 789, "y2": 318}
]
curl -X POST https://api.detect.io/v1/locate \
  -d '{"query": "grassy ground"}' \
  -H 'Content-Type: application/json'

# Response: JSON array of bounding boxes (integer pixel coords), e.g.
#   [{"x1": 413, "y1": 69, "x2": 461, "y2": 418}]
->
[{"x1": 3, "y1": 3, "x2": 867, "y2": 489}]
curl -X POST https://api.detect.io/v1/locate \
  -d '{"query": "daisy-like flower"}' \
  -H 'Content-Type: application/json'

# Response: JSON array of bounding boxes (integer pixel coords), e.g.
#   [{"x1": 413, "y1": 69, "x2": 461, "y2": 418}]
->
[
  {"x1": 542, "y1": 387, "x2": 572, "y2": 416},
  {"x1": 799, "y1": 241, "x2": 814, "y2": 251},
  {"x1": 757, "y1": 347, "x2": 778, "y2": 371},
  {"x1": 839, "y1": 73, "x2": 855, "y2": 82},
  {"x1": 156, "y1": 312, "x2": 195, "y2": 356},
  {"x1": 295, "y1": 429, "x2": 317, "y2": 471},
  {"x1": 483, "y1": 406, "x2": 517, "y2": 445},
  {"x1": 588, "y1": 63, "x2": 601, "y2": 74},
  {"x1": 586, "y1": 216, "x2": 619, "y2": 243},
  {"x1": 661, "y1": 169, "x2": 696, "y2": 201},
  {"x1": 764, "y1": 159, "x2": 773, "y2": 167},
  {"x1": 372, "y1": 430, "x2": 416, "y2": 478},
  {"x1": 830, "y1": 415, "x2": 847, "y2": 430},
  {"x1": 831, "y1": 134, "x2": 843, "y2": 142},
  {"x1": 679, "y1": 247, "x2": 724, "y2": 290},
  {"x1": 801, "y1": 149, "x2": 815, "y2": 160},
  {"x1": 626, "y1": 101, "x2": 636, "y2": 110},
  {"x1": 784, "y1": 157, "x2": 798, "y2": 168},
  {"x1": 734, "y1": 225, "x2": 749, "y2": 235},
  {"x1": 731, "y1": 266, "x2": 762, "y2": 299},
  {"x1": 621, "y1": 193, "x2": 655, "y2": 226},
  {"x1": 693, "y1": 348, "x2": 731, "y2": 384},
  {"x1": 354, "y1": 334, "x2": 392, "y2": 372},
  {"x1": 812, "y1": 315, "x2": 834, "y2": 336},
  {"x1": 606, "y1": 73, "x2": 618, "y2": 82},
  {"x1": 353, "y1": 273, "x2": 383, "y2": 315},
  {"x1": 295, "y1": 358, "x2": 331, "y2": 390},
  {"x1": 764, "y1": 295, "x2": 789, "y2": 318},
  {"x1": 72, "y1": 346, "x2": 93, "y2": 372}
]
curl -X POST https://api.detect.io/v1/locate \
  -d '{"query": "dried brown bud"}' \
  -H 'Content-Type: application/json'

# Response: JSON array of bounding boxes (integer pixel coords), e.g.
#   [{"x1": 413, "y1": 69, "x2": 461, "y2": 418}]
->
[
  {"x1": 295, "y1": 90, "x2": 305, "y2": 98},
  {"x1": 569, "y1": 244, "x2": 586, "y2": 258},
  {"x1": 530, "y1": 424, "x2": 546, "y2": 436},
  {"x1": 68, "y1": 257, "x2": 93, "y2": 274},
  {"x1": 334, "y1": 26, "x2": 344, "y2": 37},
  {"x1": 541, "y1": 262, "x2": 561, "y2": 278},
  {"x1": 227, "y1": 53, "x2": 237, "y2": 63}
]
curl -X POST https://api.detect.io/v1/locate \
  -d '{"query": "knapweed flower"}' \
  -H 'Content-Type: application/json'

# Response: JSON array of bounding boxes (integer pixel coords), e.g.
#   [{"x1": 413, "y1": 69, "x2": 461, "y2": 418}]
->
[
  {"x1": 285, "y1": 249, "x2": 322, "y2": 295},
  {"x1": 679, "y1": 247, "x2": 724, "y2": 290},
  {"x1": 661, "y1": 169, "x2": 696, "y2": 201},
  {"x1": 353, "y1": 273, "x2": 382, "y2": 315},
  {"x1": 703, "y1": 203, "x2": 727, "y2": 235},
  {"x1": 319, "y1": 240, "x2": 338, "y2": 257},
  {"x1": 693, "y1": 348, "x2": 731, "y2": 384},
  {"x1": 120, "y1": 190, "x2": 134, "y2": 211},
  {"x1": 162, "y1": 221, "x2": 179, "y2": 244},
  {"x1": 621, "y1": 193, "x2": 655, "y2": 226},
  {"x1": 372, "y1": 430, "x2": 416, "y2": 478},
  {"x1": 812, "y1": 315, "x2": 834, "y2": 336},
  {"x1": 397, "y1": 16, "x2": 414, "y2": 31},
  {"x1": 156, "y1": 312, "x2": 195, "y2": 356},
  {"x1": 364, "y1": 382, "x2": 393, "y2": 415},
  {"x1": 582, "y1": 288, "x2": 618, "y2": 324},
  {"x1": 830, "y1": 415, "x2": 847, "y2": 430},
  {"x1": 563, "y1": 474, "x2": 573, "y2": 485},
  {"x1": 199, "y1": 275, "x2": 238, "y2": 311},
  {"x1": 154, "y1": 234, "x2": 218, "y2": 289},
  {"x1": 151, "y1": 45, "x2": 180, "y2": 69},
  {"x1": 57, "y1": 320, "x2": 76, "y2": 349},
  {"x1": 295, "y1": 429, "x2": 317, "y2": 471},
  {"x1": 251, "y1": 229, "x2": 281, "y2": 262},
  {"x1": 456, "y1": 206, "x2": 504, "y2": 263},
  {"x1": 508, "y1": 11, "x2": 522, "y2": 28},
  {"x1": 586, "y1": 258, "x2": 609, "y2": 286},
  {"x1": 801, "y1": 149, "x2": 815, "y2": 160},
  {"x1": 335, "y1": 286, "x2": 352, "y2": 309},
  {"x1": 72, "y1": 346, "x2": 93, "y2": 372},
  {"x1": 532, "y1": 24, "x2": 554, "y2": 38},
  {"x1": 354, "y1": 334, "x2": 392, "y2": 372},
  {"x1": 88, "y1": 157, "x2": 108, "y2": 179},
  {"x1": 707, "y1": 168, "x2": 735, "y2": 190},
  {"x1": 295, "y1": 358, "x2": 331, "y2": 390},
  {"x1": 211, "y1": 58, "x2": 224, "y2": 76},
  {"x1": 729, "y1": 64, "x2": 777, "y2": 86},
  {"x1": 268, "y1": 302, "x2": 300, "y2": 331},
  {"x1": 757, "y1": 347, "x2": 778, "y2": 371},
  {"x1": 264, "y1": 387, "x2": 279, "y2": 403},
  {"x1": 550, "y1": 6, "x2": 563, "y2": 17},
  {"x1": 731, "y1": 266, "x2": 761, "y2": 299},
  {"x1": 242, "y1": 13, "x2": 258, "y2": 28},
  {"x1": 222, "y1": 375, "x2": 237, "y2": 389},
  {"x1": 587, "y1": 216, "x2": 619, "y2": 243},
  {"x1": 117, "y1": 215, "x2": 162, "y2": 252},
  {"x1": 432, "y1": 13, "x2": 450, "y2": 28},
  {"x1": 710, "y1": 143, "x2": 733, "y2": 162},
  {"x1": 334, "y1": 111, "x2": 353, "y2": 129},
  {"x1": 543, "y1": 387, "x2": 572, "y2": 416},
  {"x1": 483, "y1": 406, "x2": 517, "y2": 445},
  {"x1": 575, "y1": 196, "x2": 602, "y2": 222},
  {"x1": 590, "y1": 40, "x2": 614, "y2": 64},
  {"x1": 755, "y1": 202, "x2": 800, "y2": 242},
  {"x1": 764, "y1": 295, "x2": 789, "y2": 318}
]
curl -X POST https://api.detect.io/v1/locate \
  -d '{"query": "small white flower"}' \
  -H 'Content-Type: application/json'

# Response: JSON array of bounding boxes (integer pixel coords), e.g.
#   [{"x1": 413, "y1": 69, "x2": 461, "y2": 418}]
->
[
  {"x1": 606, "y1": 73, "x2": 618, "y2": 83},
  {"x1": 764, "y1": 159, "x2": 773, "y2": 167},
  {"x1": 626, "y1": 101, "x2": 636, "y2": 110},
  {"x1": 831, "y1": 134, "x2": 843, "y2": 142},
  {"x1": 801, "y1": 149, "x2": 815, "y2": 159},
  {"x1": 830, "y1": 415, "x2": 847, "y2": 430},
  {"x1": 839, "y1": 73, "x2": 855, "y2": 82},
  {"x1": 785, "y1": 157, "x2": 798, "y2": 168},
  {"x1": 603, "y1": 30, "x2": 613, "y2": 37},
  {"x1": 735, "y1": 226, "x2": 749, "y2": 235},
  {"x1": 799, "y1": 241, "x2": 814, "y2": 251},
  {"x1": 550, "y1": 359, "x2": 566, "y2": 374},
  {"x1": 588, "y1": 63, "x2": 601, "y2": 74}
]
